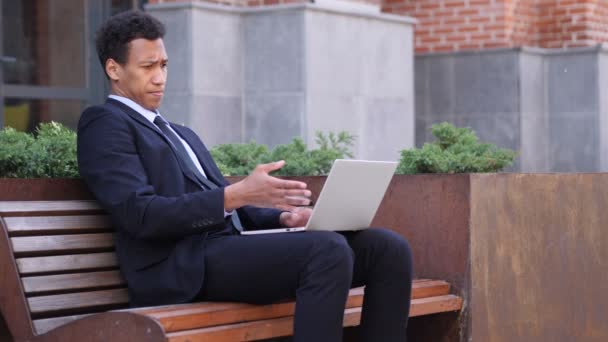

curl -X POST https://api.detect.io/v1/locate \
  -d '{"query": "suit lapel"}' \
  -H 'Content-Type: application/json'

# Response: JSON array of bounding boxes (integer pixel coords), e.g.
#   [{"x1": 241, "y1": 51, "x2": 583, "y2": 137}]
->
[
  {"x1": 105, "y1": 99, "x2": 206, "y2": 189},
  {"x1": 106, "y1": 99, "x2": 162, "y2": 137},
  {"x1": 171, "y1": 125, "x2": 225, "y2": 187}
]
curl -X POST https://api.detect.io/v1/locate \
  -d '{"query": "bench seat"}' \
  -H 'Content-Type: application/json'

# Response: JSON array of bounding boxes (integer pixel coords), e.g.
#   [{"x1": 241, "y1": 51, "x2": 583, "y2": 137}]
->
[{"x1": 0, "y1": 201, "x2": 463, "y2": 341}]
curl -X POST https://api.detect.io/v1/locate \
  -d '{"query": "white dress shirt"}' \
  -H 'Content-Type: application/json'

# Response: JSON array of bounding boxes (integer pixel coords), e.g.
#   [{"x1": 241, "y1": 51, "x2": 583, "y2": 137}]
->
[
  {"x1": 109, "y1": 95, "x2": 233, "y2": 217},
  {"x1": 109, "y1": 95, "x2": 208, "y2": 178}
]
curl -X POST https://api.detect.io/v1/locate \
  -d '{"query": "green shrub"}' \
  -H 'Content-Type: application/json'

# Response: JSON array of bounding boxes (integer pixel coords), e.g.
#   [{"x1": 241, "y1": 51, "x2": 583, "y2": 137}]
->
[
  {"x1": 0, "y1": 127, "x2": 36, "y2": 178},
  {"x1": 211, "y1": 131, "x2": 356, "y2": 176},
  {"x1": 397, "y1": 122, "x2": 516, "y2": 174},
  {"x1": 210, "y1": 141, "x2": 269, "y2": 177},
  {"x1": 0, "y1": 122, "x2": 79, "y2": 178}
]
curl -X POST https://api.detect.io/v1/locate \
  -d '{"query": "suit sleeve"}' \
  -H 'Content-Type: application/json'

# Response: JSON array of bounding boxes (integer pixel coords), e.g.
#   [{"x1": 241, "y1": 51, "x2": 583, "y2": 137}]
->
[
  {"x1": 77, "y1": 107, "x2": 226, "y2": 240},
  {"x1": 177, "y1": 127, "x2": 285, "y2": 230}
]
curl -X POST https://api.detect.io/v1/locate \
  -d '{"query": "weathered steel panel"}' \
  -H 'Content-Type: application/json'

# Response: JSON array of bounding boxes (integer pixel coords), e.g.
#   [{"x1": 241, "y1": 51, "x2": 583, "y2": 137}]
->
[
  {"x1": 371, "y1": 175, "x2": 471, "y2": 294},
  {"x1": 470, "y1": 173, "x2": 608, "y2": 342},
  {"x1": 0, "y1": 179, "x2": 94, "y2": 201}
]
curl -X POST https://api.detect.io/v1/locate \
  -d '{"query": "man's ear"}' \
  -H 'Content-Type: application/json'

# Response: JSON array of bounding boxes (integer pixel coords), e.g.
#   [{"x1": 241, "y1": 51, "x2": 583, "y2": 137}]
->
[{"x1": 105, "y1": 58, "x2": 121, "y2": 81}]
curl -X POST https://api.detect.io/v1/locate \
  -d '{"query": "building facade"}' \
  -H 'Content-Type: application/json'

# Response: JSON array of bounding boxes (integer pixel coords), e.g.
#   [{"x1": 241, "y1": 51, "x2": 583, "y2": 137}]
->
[
  {"x1": 2, "y1": 0, "x2": 608, "y2": 171},
  {"x1": 146, "y1": 2, "x2": 415, "y2": 161},
  {"x1": 384, "y1": 0, "x2": 608, "y2": 172}
]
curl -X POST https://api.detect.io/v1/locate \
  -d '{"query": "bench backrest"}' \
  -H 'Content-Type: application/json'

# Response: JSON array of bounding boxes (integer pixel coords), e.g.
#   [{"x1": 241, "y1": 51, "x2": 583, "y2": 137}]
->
[{"x1": 0, "y1": 201, "x2": 128, "y2": 340}]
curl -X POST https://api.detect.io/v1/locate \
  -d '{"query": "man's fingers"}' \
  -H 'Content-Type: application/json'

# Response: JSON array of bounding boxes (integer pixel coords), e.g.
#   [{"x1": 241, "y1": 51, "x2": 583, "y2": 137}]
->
[
  {"x1": 268, "y1": 190, "x2": 311, "y2": 207},
  {"x1": 272, "y1": 178, "x2": 308, "y2": 190},
  {"x1": 256, "y1": 160, "x2": 285, "y2": 174},
  {"x1": 283, "y1": 189, "x2": 312, "y2": 198},
  {"x1": 284, "y1": 195, "x2": 311, "y2": 206},
  {"x1": 271, "y1": 188, "x2": 311, "y2": 205}
]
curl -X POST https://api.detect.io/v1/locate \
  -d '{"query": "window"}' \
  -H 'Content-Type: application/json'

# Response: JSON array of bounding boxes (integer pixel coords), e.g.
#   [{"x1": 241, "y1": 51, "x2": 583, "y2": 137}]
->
[{"x1": 0, "y1": 0, "x2": 138, "y2": 132}]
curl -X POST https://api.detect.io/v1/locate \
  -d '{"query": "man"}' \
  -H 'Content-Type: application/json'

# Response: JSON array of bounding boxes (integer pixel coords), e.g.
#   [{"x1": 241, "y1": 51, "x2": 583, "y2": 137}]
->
[{"x1": 78, "y1": 10, "x2": 413, "y2": 342}]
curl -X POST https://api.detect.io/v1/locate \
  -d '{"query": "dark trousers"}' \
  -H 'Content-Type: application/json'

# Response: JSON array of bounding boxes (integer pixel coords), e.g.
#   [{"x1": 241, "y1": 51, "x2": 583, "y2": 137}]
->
[{"x1": 197, "y1": 228, "x2": 413, "y2": 342}]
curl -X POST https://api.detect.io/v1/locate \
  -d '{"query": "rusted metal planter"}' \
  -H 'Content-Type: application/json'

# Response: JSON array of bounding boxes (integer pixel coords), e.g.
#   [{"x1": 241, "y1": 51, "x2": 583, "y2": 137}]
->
[
  {"x1": 1, "y1": 174, "x2": 606, "y2": 342},
  {"x1": 234, "y1": 174, "x2": 608, "y2": 342},
  {"x1": 370, "y1": 173, "x2": 607, "y2": 342},
  {"x1": 0, "y1": 178, "x2": 94, "y2": 201}
]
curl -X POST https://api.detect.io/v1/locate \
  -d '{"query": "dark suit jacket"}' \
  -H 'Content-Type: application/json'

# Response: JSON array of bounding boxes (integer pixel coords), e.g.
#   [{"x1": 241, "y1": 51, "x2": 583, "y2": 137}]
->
[{"x1": 77, "y1": 99, "x2": 282, "y2": 307}]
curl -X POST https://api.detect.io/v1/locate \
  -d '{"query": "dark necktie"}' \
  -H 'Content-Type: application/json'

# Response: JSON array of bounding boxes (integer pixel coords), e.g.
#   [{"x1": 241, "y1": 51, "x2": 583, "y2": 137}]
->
[{"x1": 153, "y1": 115, "x2": 243, "y2": 232}]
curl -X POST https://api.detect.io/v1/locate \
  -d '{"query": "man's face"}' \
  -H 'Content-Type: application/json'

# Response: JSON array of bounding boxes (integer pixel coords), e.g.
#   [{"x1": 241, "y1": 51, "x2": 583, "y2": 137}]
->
[{"x1": 106, "y1": 38, "x2": 168, "y2": 111}]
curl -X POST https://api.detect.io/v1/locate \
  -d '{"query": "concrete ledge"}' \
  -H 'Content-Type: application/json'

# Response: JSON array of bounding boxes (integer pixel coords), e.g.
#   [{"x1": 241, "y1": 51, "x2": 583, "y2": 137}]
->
[
  {"x1": 415, "y1": 47, "x2": 606, "y2": 172},
  {"x1": 146, "y1": 1, "x2": 417, "y2": 25},
  {"x1": 417, "y1": 44, "x2": 608, "y2": 58}
]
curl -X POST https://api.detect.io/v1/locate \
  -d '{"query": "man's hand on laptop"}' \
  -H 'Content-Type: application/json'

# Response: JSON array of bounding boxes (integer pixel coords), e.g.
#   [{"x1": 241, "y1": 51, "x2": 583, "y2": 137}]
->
[
  {"x1": 224, "y1": 160, "x2": 312, "y2": 211},
  {"x1": 279, "y1": 207, "x2": 312, "y2": 228}
]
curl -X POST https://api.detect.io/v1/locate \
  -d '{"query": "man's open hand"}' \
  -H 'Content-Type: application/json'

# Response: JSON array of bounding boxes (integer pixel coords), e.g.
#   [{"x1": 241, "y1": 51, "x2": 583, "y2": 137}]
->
[{"x1": 224, "y1": 160, "x2": 311, "y2": 211}]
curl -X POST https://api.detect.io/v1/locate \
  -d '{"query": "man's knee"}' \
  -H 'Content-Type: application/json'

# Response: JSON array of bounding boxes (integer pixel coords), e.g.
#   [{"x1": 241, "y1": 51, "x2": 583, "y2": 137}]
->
[
  {"x1": 363, "y1": 228, "x2": 413, "y2": 269},
  {"x1": 305, "y1": 232, "x2": 354, "y2": 279}
]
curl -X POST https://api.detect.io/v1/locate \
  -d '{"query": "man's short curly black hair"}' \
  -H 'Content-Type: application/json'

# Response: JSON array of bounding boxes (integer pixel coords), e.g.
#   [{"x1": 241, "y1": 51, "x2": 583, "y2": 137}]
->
[{"x1": 95, "y1": 10, "x2": 165, "y2": 77}]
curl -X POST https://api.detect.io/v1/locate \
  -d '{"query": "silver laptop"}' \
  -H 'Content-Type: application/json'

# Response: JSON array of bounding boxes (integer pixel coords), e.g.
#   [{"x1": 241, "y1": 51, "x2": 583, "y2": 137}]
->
[{"x1": 241, "y1": 159, "x2": 398, "y2": 235}]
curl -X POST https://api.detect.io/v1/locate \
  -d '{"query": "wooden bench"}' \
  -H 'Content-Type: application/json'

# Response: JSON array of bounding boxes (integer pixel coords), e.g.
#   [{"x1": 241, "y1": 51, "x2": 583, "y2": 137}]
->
[{"x1": 0, "y1": 200, "x2": 463, "y2": 341}]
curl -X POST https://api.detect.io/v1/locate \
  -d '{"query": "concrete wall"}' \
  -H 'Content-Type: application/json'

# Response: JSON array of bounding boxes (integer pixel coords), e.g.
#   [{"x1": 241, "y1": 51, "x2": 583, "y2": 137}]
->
[
  {"x1": 305, "y1": 8, "x2": 414, "y2": 160},
  {"x1": 600, "y1": 51, "x2": 608, "y2": 171},
  {"x1": 543, "y1": 49, "x2": 599, "y2": 172},
  {"x1": 519, "y1": 51, "x2": 549, "y2": 172},
  {"x1": 147, "y1": 2, "x2": 416, "y2": 160},
  {"x1": 150, "y1": 4, "x2": 244, "y2": 146},
  {"x1": 416, "y1": 47, "x2": 608, "y2": 172},
  {"x1": 243, "y1": 8, "x2": 306, "y2": 148},
  {"x1": 415, "y1": 49, "x2": 522, "y2": 170}
]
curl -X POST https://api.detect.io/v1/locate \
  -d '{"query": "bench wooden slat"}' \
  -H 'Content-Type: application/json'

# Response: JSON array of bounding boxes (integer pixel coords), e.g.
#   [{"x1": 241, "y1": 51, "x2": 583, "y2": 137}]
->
[
  {"x1": 411, "y1": 280, "x2": 450, "y2": 299},
  {"x1": 166, "y1": 308, "x2": 361, "y2": 342},
  {"x1": 152, "y1": 293, "x2": 361, "y2": 334},
  {"x1": 132, "y1": 278, "x2": 442, "y2": 317},
  {"x1": 0, "y1": 201, "x2": 103, "y2": 217},
  {"x1": 27, "y1": 288, "x2": 129, "y2": 316},
  {"x1": 409, "y1": 295, "x2": 463, "y2": 317},
  {"x1": 34, "y1": 295, "x2": 462, "y2": 341},
  {"x1": 166, "y1": 307, "x2": 358, "y2": 342},
  {"x1": 142, "y1": 280, "x2": 451, "y2": 333},
  {"x1": 166, "y1": 295, "x2": 463, "y2": 342},
  {"x1": 22, "y1": 270, "x2": 125, "y2": 295},
  {"x1": 16, "y1": 252, "x2": 119, "y2": 275},
  {"x1": 4, "y1": 215, "x2": 113, "y2": 235},
  {"x1": 11, "y1": 233, "x2": 114, "y2": 255},
  {"x1": 347, "y1": 280, "x2": 449, "y2": 300}
]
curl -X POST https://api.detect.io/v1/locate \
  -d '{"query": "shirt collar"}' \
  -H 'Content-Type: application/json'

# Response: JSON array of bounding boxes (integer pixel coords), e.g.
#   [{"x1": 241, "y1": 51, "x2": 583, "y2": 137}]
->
[{"x1": 108, "y1": 94, "x2": 159, "y2": 124}]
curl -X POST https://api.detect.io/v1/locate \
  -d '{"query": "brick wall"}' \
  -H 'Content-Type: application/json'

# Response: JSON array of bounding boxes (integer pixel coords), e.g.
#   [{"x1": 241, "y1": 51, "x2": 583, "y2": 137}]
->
[
  {"x1": 537, "y1": 0, "x2": 608, "y2": 48},
  {"x1": 147, "y1": 0, "x2": 608, "y2": 52},
  {"x1": 507, "y1": 0, "x2": 538, "y2": 47},
  {"x1": 382, "y1": 0, "x2": 608, "y2": 53},
  {"x1": 382, "y1": 0, "x2": 515, "y2": 53}
]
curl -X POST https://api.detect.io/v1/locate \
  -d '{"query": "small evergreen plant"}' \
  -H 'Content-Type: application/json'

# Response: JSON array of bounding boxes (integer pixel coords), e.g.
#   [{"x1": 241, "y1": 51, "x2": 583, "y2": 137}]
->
[
  {"x1": 211, "y1": 131, "x2": 356, "y2": 176},
  {"x1": 0, "y1": 122, "x2": 79, "y2": 178},
  {"x1": 397, "y1": 122, "x2": 516, "y2": 174}
]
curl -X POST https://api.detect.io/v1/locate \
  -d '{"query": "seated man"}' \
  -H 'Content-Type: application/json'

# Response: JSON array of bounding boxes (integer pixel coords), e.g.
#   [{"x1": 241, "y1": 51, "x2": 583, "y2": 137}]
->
[{"x1": 77, "y1": 10, "x2": 413, "y2": 342}]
